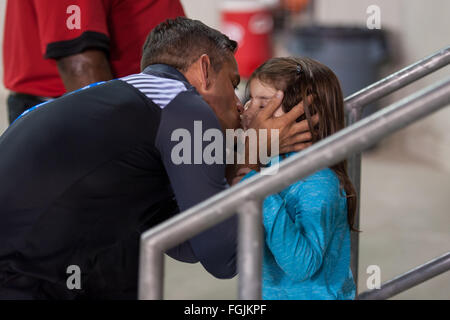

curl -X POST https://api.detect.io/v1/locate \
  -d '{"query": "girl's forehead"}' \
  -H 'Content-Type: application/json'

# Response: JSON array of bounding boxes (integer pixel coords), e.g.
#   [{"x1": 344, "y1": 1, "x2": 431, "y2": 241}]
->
[{"x1": 250, "y1": 78, "x2": 277, "y2": 97}]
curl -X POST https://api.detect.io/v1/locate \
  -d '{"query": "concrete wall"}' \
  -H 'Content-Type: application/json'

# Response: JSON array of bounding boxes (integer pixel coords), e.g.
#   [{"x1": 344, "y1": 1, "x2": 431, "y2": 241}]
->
[{"x1": 181, "y1": 0, "x2": 221, "y2": 28}]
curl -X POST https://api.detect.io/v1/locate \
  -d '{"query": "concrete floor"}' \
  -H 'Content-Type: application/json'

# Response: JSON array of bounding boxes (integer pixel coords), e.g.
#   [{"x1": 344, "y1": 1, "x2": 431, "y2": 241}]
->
[{"x1": 163, "y1": 139, "x2": 450, "y2": 300}]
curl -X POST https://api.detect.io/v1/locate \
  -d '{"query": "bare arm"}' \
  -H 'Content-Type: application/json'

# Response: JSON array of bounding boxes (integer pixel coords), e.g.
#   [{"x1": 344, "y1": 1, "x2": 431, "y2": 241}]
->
[{"x1": 56, "y1": 49, "x2": 114, "y2": 92}]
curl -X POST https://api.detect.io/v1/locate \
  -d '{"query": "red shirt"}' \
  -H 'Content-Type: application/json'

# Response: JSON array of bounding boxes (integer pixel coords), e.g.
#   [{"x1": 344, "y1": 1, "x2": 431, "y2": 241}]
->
[{"x1": 3, "y1": 0, "x2": 185, "y2": 97}]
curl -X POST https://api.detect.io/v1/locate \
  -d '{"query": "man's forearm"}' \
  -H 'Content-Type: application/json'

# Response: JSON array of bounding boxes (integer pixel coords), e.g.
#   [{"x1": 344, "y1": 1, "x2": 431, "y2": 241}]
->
[
  {"x1": 56, "y1": 49, "x2": 114, "y2": 92},
  {"x1": 242, "y1": 137, "x2": 260, "y2": 171}
]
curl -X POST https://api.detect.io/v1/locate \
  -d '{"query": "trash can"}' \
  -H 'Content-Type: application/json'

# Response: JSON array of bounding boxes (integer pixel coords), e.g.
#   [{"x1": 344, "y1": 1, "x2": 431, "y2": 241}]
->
[{"x1": 286, "y1": 26, "x2": 388, "y2": 117}]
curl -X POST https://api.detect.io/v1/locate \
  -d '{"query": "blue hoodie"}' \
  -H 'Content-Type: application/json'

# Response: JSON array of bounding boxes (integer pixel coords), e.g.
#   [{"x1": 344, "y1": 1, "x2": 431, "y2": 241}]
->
[{"x1": 241, "y1": 153, "x2": 355, "y2": 300}]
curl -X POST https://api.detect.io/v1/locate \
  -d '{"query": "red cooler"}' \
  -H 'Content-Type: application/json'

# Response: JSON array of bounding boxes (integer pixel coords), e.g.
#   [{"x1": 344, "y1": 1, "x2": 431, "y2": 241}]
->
[{"x1": 220, "y1": 0, "x2": 275, "y2": 79}]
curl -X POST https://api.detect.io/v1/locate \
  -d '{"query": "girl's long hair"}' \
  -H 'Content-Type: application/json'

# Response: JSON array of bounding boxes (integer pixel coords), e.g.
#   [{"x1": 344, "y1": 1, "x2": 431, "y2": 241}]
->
[{"x1": 248, "y1": 57, "x2": 358, "y2": 231}]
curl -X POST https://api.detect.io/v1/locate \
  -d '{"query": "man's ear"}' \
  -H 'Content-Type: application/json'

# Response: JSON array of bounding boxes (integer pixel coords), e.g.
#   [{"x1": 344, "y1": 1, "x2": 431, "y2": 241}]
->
[{"x1": 199, "y1": 54, "x2": 213, "y2": 91}]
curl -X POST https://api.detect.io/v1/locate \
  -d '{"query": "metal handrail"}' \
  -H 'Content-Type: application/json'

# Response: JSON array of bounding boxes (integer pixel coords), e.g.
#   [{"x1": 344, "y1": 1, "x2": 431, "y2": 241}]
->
[
  {"x1": 139, "y1": 76, "x2": 450, "y2": 300},
  {"x1": 344, "y1": 46, "x2": 450, "y2": 287},
  {"x1": 357, "y1": 252, "x2": 450, "y2": 300},
  {"x1": 345, "y1": 46, "x2": 450, "y2": 115}
]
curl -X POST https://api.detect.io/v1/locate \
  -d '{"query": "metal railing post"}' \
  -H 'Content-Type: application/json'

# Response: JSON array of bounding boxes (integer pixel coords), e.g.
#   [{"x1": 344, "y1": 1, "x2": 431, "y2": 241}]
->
[
  {"x1": 237, "y1": 200, "x2": 263, "y2": 300},
  {"x1": 138, "y1": 241, "x2": 164, "y2": 300},
  {"x1": 346, "y1": 107, "x2": 363, "y2": 291},
  {"x1": 358, "y1": 252, "x2": 450, "y2": 300}
]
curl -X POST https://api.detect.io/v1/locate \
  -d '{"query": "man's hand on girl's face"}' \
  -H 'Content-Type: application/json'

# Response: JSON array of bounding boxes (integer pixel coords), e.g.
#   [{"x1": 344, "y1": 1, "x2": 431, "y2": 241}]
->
[{"x1": 247, "y1": 91, "x2": 319, "y2": 155}]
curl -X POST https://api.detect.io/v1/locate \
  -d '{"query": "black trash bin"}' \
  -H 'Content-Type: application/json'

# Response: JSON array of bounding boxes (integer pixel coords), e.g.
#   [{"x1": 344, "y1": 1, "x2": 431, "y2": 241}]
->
[{"x1": 286, "y1": 26, "x2": 389, "y2": 118}]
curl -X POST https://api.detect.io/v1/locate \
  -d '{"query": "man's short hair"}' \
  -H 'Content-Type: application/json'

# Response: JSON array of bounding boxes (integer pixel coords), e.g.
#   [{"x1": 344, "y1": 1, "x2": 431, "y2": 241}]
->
[{"x1": 141, "y1": 17, "x2": 238, "y2": 73}]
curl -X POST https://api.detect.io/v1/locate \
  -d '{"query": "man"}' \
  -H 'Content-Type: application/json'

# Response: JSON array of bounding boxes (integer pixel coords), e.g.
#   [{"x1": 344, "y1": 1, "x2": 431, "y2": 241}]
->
[
  {"x1": 0, "y1": 17, "x2": 313, "y2": 299},
  {"x1": 3, "y1": 0, "x2": 185, "y2": 123}
]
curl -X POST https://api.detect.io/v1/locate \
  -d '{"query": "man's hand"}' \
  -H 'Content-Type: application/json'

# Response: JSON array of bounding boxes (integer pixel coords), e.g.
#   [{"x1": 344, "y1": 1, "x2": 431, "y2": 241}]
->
[{"x1": 248, "y1": 91, "x2": 319, "y2": 155}]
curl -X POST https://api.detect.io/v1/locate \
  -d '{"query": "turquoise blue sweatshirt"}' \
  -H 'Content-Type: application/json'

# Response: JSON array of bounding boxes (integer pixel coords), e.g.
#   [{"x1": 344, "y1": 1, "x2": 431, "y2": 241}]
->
[{"x1": 241, "y1": 153, "x2": 355, "y2": 300}]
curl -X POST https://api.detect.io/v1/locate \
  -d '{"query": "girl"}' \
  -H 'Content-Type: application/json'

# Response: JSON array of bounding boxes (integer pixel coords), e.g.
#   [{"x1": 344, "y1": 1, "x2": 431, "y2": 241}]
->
[{"x1": 240, "y1": 57, "x2": 357, "y2": 300}]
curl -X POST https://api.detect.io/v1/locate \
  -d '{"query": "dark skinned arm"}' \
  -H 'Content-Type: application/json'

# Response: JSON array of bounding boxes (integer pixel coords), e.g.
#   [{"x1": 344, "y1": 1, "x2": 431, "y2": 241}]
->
[{"x1": 56, "y1": 49, "x2": 114, "y2": 92}]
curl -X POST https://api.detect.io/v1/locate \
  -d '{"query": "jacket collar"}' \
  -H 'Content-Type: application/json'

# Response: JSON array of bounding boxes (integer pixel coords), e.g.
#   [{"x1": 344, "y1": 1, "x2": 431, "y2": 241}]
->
[{"x1": 142, "y1": 64, "x2": 190, "y2": 86}]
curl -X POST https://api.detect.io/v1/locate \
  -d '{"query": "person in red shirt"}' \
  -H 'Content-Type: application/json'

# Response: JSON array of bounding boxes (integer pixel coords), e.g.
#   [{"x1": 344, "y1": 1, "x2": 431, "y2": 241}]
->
[{"x1": 3, "y1": 0, "x2": 185, "y2": 123}]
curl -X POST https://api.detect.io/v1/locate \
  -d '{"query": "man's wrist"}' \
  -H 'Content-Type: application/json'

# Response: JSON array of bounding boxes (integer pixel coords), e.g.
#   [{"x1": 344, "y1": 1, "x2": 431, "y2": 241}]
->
[
  {"x1": 243, "y1": 138, "x2": 261, "y2": 171},
  {"x1": 236, "y1": 162, "x2": 259, "y2": 172}
]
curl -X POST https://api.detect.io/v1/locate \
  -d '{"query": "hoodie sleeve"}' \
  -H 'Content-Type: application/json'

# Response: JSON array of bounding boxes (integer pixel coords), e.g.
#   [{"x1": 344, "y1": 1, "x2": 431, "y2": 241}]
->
[{"x1": 155, "y1": 90, "x2": 237, "y2": 279}]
